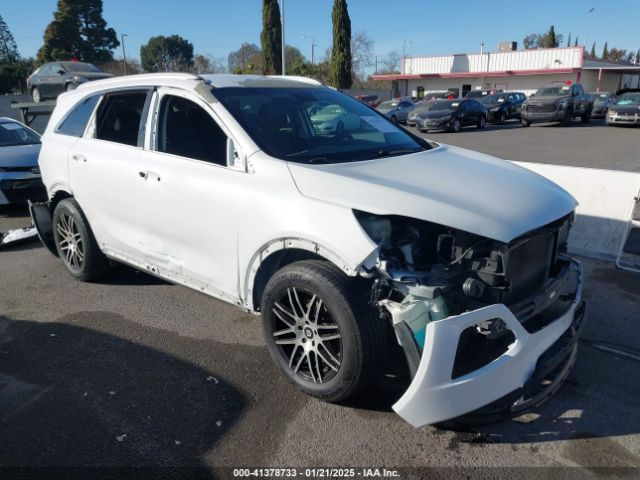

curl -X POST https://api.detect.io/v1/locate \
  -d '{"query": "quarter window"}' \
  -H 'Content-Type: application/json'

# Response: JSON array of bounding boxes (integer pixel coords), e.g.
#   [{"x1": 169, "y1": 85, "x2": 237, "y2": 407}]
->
[
  {"x1": 156, "y1": 95, "x2": 227, "y2": 166},
  {"x1": 95, "y1": 91, "x2": 148, "y2": 147},
  {"x1": 56, "y1": 94, "x2": 101, "y2": 137}
]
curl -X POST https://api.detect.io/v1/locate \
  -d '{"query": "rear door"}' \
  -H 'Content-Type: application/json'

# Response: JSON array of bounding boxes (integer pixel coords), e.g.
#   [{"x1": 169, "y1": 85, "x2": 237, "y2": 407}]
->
[
  {"x1": 37, "y1": 64, "x2": 54, "y2": 97},
  {"x1": 68, "y1": 88, "x2": 153, "y2": 258},
  {"x1": 48, "y1": 63, "x2": 65, "y2": 97}
]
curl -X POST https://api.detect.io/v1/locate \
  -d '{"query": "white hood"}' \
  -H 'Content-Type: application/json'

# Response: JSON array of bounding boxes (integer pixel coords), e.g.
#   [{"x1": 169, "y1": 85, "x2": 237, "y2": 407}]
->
[{"x1": 287, "y1": 144, "x2": 577, "y2": 243}]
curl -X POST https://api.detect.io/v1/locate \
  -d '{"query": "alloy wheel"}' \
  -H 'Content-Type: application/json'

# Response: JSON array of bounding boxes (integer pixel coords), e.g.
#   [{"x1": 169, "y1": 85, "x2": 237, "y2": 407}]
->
[
  {"x1": 271, "y1": 287, "x2": 342, "y2": 384},
  {"x1": 56, "y1": 212, "x2": 84, "y2": 271}
]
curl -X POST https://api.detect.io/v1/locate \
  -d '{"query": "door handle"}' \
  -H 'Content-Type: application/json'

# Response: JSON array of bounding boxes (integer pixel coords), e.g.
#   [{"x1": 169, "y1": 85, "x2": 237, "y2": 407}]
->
[
  {"x1": 71, "y1": 153, "x2": 87, "y2": 162},
  {"x1": 138, "y1": 171, "x2": 147, "y2": 178},
  {"x1": 139, "y1": 171, "x2": 161, "y2": 182}
]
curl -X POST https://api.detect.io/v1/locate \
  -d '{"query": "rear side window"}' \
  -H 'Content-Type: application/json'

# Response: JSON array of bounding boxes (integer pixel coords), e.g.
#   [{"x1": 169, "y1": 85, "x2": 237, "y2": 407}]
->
[
  {"x1": 56, "y1": 94, "x2": 101, "y2": 137},
  {"x1": 95, "y1": 91, "x2": 148, "y2": 147}
]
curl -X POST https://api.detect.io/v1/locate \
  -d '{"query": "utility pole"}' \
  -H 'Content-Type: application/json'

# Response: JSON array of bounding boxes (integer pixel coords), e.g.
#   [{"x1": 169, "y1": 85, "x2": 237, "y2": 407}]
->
[
  {"x1": 121, "y1": 33, "x2": 128, "y2": 75},
  {"x1": 281, "y1": 0, "x2": 286, "y2": 75},
  {"x1": 302, "y1": 36, "x2": 316, "y2": 65},
  {"x1": 584, "y1": 7, "x2": 595, "y2": 51}
]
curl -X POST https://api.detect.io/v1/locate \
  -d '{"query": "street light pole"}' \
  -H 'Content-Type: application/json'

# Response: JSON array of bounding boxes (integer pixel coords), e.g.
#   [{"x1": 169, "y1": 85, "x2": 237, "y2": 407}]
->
[
  {"x1": 121, "y1": 33, "x2": 128, "y2": 75},
  {"x1": 302, "y1": 36, "x2": 316, "y2": 64},
  {"x1": 281, "y1": 0, "x2": 286, "y2": 75}
]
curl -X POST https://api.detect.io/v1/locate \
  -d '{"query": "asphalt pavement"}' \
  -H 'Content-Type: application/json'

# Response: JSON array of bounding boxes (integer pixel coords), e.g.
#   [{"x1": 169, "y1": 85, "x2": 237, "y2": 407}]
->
[{"x1": 1, "y1": 96, "x2": 639, "y2": 477}]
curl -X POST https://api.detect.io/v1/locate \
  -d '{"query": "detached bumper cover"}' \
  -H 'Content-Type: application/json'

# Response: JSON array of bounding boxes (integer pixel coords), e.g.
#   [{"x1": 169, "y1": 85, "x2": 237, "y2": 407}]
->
[{"x1": 393, "y1": 258, "x2": 584, "y2": 427}]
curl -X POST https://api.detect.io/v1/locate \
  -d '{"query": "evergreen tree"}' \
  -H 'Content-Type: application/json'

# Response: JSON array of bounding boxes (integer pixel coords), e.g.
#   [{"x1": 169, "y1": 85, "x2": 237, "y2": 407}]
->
[
  {"x1": 547, "y1": 25, "x2": 558, "y2": 48},
  {"x1": 590, "y1": 42, "x2": 596, "y2": 58},
  {"x1": 38, "y1": 0, "x2": 118, "y2": 64},
  {"x1": 0, "y1": 14, "x2": 20, "y2": 63},
  {"x1": 636, "y1": 48, "x2": 640, "y2": 64},
  {"x1": 574, "y1": 36, "x2": 579, "y2": 47},
  {"x1": 602, "y1": 42, "x2": 609, "y2": 60},
  {"x1": 566, "y1": 33, "x2": 571, "y2": 47},
  {"x1": 260, "y1": 0, "x2": 282, "y2": 75},
  {"x1": 330, "y1": 0, "x2": 352, "y2": 89}
]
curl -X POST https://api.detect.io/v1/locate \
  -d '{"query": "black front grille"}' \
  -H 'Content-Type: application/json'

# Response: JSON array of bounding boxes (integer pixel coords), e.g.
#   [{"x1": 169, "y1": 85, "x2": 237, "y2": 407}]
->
[{"x1": 526, "y1": 104, "x2": 556, "y2": 113}]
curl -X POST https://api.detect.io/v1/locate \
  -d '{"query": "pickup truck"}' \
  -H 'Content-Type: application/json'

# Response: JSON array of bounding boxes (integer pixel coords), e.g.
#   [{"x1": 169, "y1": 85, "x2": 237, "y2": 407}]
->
[{"x1": 521, "y1": 83, "x2": 593, "y2": 126}]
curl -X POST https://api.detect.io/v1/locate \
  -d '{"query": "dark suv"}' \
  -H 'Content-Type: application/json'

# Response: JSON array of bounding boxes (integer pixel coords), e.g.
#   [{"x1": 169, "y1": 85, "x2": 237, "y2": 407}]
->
[
  {"x1": 26, "y1": 61, "x2": 112, "y2": 103},
  {"x1": 480, "y1": 92, "x2": 526, "y2": 124},
  {"x1": 521, "y1": 84, "x2": 593, "y2": 126}
]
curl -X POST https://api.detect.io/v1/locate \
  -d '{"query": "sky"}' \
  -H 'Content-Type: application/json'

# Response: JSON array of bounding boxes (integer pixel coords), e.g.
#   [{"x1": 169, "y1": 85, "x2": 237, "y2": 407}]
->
[{"x1": 2, "y1": 0, "x2": 639, "y2": 68}]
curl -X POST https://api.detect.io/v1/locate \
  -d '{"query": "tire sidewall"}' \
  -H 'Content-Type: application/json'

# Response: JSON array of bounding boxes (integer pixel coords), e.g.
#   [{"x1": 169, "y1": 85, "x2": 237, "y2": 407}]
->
[
  {"x1": 32, "y1": 87, "x2": 41, "y2": 103},
  {"x1": 451, "y1": 118, "x2": 461, "y2": 132},
  {"x1": 52, "y1": 199, "x2": 100, "y2": 280},
  {"x1": 261, "y1": 266, "x2": 362, "y2": 400}
]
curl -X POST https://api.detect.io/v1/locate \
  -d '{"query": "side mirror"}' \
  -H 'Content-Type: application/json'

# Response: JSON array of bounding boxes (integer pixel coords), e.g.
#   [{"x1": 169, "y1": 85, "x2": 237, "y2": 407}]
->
[
  {"x1": 58, "y1": 70, "x2": 66, "y2": 75},
  {"x1": 226, "y1": 137, "x2": 244, "y2": 171}
]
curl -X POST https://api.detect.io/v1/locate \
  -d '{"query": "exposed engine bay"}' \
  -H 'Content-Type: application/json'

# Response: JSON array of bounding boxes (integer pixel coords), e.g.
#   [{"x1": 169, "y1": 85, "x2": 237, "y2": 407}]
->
[{"x1": 355, "y1": 210, "x2": 576, "y2": 379}]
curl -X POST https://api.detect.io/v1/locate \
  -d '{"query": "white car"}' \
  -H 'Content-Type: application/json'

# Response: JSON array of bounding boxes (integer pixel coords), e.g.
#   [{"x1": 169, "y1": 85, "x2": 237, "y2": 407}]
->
[
  {"x1": 32, "y1": 73, "x2": 585, "y2": 427},
  {"x1": 310, "y1": 104, "x2": 362, "y2": 135}
]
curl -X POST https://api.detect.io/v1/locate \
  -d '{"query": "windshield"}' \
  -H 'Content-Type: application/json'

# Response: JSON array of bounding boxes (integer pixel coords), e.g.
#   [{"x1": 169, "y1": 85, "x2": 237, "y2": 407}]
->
[
  {"x1": 480, "y1": 94, "x2": 507, "y2": 105},
  {"x1": 430, "y1": 100, "x2": 459, "y2": 111},
  {"x1": 213, "y1": 87, "x2": 427, "y2": 164},
  {"x1": 615, "y1": 93, "x2": 640, "y2": 106},
  {"x1": 0, "y1": 121, "x2": 41, "y2": 147},
  {"x1": 536, "y1": 86, "x2": 571, "y2": 96},
  {"x1": 589, "y1": 92, "x2": 612, "y2": 104},
  {"x1": 63, "y1": 63, "x2": 102, "y2": 73},
  {"x1": 378, "y1": 101, "x2": 398, "y2": 109}
]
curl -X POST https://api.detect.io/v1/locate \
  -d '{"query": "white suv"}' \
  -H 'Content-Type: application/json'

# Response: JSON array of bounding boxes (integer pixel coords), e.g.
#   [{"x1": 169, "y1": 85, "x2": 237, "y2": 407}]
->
[{"x1": 32, "y1": 73, "x2": 585, "y2": 427}]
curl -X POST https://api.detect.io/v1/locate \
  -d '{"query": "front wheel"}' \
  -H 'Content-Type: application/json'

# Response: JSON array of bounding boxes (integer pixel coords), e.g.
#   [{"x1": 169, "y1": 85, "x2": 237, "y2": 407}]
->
[
  {"x1": 390, "y1": 115, "x2": 398, "y2": 124},
  {"x1": 521, "y1": 118, "x2": 531, "y2": 127},
  {"x1": 65, "y1": 82, "x2": 77, "y2": 92},
  {"x1": 53, "y1": 199, "x2": 111, "y2": 282},
  {"x1": 32, "y1": 87, "x2": 41, "y2": 103},
  {"x1": 449, "y1": 118, "x2": 461, "y2": 133},
  {"x1": 261, "y1": 260, "x2": 387, "y2": 403},
  {"x1": 562, "y1": 109, "x2": 572, "y2": 127},
  {"x1": 477, "y1": 115, "x2": 486, "y2": 129},
  {"x1": 498, "y1": 112, "x2": 507, "y2": 125},
  {"x1": 581, "y1": 108, "x2": 591, "y2": 123}
]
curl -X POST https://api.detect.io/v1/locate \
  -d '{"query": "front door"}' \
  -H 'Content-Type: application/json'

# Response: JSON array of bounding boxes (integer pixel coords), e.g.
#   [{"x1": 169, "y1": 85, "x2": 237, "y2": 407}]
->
[{"x1": 135, "y1": 89, "x2": 242, "y2": 300}]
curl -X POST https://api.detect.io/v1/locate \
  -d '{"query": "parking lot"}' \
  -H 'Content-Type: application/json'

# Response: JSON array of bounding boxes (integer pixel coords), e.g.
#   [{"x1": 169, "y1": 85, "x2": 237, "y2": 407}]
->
[{"x1": 1, "y1": 95, "x2": 639, "y2": 476}]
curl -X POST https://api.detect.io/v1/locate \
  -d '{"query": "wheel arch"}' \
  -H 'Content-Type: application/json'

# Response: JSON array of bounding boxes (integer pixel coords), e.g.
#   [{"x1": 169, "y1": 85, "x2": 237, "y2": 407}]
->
[{"x1": 245, "y1": 238, "x2": 371, "y2": 313}]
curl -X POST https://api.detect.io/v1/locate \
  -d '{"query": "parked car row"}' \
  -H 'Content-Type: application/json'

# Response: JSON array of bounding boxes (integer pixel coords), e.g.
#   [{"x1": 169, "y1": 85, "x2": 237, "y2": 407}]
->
[{"x1": 360, "y1": 82, "x2": 638, "y2": 132}]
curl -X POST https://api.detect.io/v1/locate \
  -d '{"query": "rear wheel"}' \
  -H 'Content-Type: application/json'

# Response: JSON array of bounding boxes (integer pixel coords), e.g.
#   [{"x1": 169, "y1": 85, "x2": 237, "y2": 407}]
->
[
  {"x1": 498, "y1": 112, "x2": 507, "y2": 125},
  {"x1": 261, "y1": 260, "x2": 387, "y2": 402},
  {"x1": 581, "y1": 108, "x2": 591, "y2": 123},
  {"x1": 390, "y1": 115, "x2": 398, "y2": 124},
  {"x1": 32, "y1": 87, "x2": 41, "y2": 103},
  {"x1": 53, "y1": 199, "x2": 111, "y2": 282},
  {"x1": 477, "y1": 115, "x2": 486, "y2": 129}
]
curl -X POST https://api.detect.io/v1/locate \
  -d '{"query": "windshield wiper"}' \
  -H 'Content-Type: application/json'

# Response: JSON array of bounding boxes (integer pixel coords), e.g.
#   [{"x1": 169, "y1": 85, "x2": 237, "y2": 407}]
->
[{"x1": 374, "y1": 148, "x2": 421, "y2": 159}]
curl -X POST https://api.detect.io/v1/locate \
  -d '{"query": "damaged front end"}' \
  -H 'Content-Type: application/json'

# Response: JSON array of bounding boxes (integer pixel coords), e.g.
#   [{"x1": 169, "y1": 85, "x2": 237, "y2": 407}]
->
[{"x1": 355, "y1": 211, "x2": 585, "y2": 427}]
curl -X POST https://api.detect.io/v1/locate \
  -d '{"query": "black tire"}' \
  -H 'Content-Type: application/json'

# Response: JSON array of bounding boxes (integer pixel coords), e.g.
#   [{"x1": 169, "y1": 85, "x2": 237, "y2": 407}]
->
[
  {"x1": 335, "y1": 121, "x2": 344, "y2": 136},
  {"x1": 261, "y1": 260, "x2": 387, "y2": 403},
  {"x1": 449, "y1": 118, "x2": 461, "y2": 133},
  {"x1": 32, "y1": 87, "x2": 41, "y2": 103},
  {"x1": 498, "y1": 112, "x2": 507, "y2": 125},
  {"x1": 65, "y1": 82, "x2": 77, "y2": 92},
  {"x1": 52, "y1": 198, "x2": 111, "y2": 282},
  {"x1": 562, "y1": 109, "x2": 572, "y2": 127},
  {"x1": 477, "y1": 115, "x2": 486, "y2": 129},
  {"x1": 390, "y1": 115, "x2": 398, "y2": 124},
  {"x1": 521, "y1": 118, "x2": 531, "y2": 127},
  {"x1": 581, "y1": 107, "x2": 591, "y2": 123}
]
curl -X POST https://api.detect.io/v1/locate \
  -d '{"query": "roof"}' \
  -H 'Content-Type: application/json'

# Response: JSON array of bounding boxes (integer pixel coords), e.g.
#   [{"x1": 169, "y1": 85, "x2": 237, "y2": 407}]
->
[{"x1": 74, "y1": 72, "x2": 323, "y2": 94}]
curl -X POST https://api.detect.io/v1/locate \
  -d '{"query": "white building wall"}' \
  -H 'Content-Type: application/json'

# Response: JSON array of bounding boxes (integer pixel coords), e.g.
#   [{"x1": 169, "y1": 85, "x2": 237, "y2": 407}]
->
[
  {"x1": 404, "y1": 72, "x2": 581, "y2": 98},
  {"x1": 402, "y1": 47, "x2": 583, "y2": 75}
]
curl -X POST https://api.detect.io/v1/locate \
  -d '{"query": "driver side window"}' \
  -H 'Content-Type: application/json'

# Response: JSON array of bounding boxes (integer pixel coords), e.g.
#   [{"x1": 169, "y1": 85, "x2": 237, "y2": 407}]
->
[{"x1": 156, "y1": 95, "x2": 228, "y2": 166}]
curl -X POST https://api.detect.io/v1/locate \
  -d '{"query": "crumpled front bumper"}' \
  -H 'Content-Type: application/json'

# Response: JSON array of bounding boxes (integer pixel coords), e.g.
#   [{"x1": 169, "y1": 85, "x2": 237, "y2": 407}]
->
[{"x1": 393, "y1": 258, "x2": 584, "y2": 427}]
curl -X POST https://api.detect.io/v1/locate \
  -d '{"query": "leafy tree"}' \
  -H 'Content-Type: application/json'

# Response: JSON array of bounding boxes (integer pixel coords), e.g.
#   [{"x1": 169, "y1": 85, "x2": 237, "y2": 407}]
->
[
  {"x1": 330, "y1": 0, "x2": 352, "y2": 89},
  {"x1": 38, "y1": 0, "x2": 118, "y2": 63},
  {"x1": 523, "y1": 34, "x2": 540, "y2": 49},
  {"x1": 0, "y1": 14, "x2": 20, "y2": 63},
  {"x1": 378, "y1": 51, "x2": 400, "y2": 74},
  {"x1": 608, "y1": 48, "x2": 628, "y2": 62},
  {"x1": 193, "y1": 54, "x2": 226, "y2": 74},
  {"x1": 260, "y1": 0, "x2": 282, "y2": 75},
  {"x1": 602, "y1": 42, "x2": 609, "y2": 60},
  {"x1": 227, "y1": 43, "x2": 260, "y2": 73},
  {"x1": 285, "y1": 45, "x2": 306, "y2": 72},
  {"x1": 140, "y1": 35, "x2": 194, "y2": 72},
  {"x1": 590, "y1": 42, "x2": 596, "y2": 58}
]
